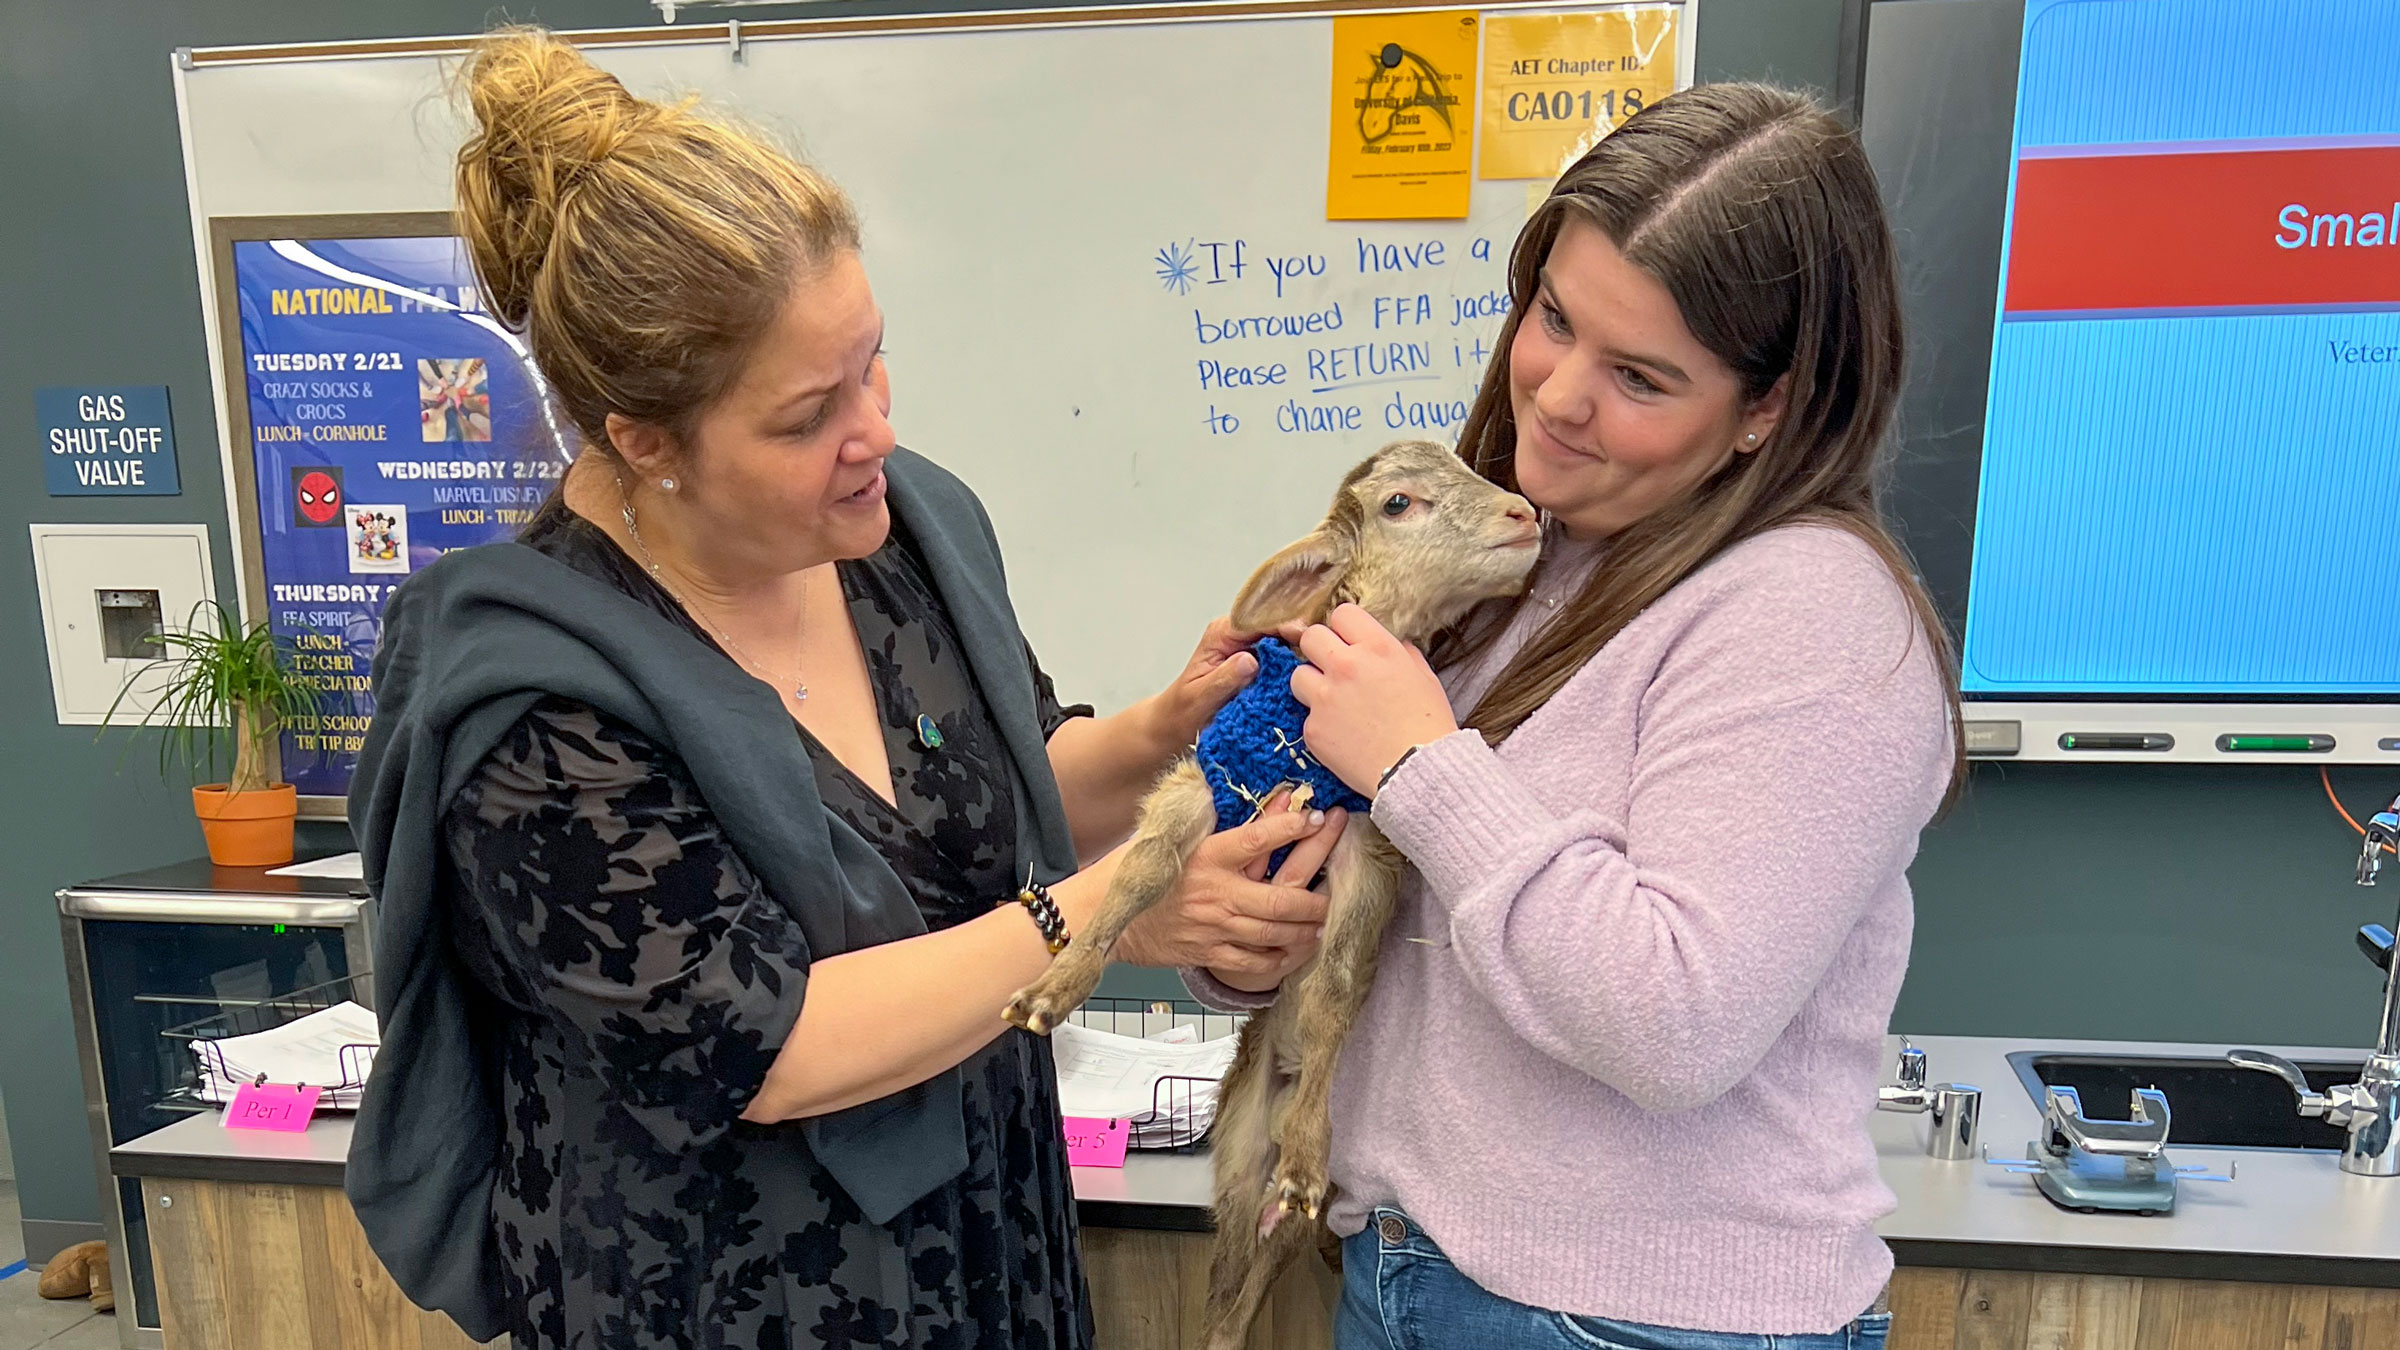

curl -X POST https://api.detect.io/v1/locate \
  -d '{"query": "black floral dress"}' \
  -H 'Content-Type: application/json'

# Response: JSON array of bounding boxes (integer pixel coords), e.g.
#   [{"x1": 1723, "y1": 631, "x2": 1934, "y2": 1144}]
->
[{"x1": 441, "y1": 510, "x2": 1095, "y2": 1350}]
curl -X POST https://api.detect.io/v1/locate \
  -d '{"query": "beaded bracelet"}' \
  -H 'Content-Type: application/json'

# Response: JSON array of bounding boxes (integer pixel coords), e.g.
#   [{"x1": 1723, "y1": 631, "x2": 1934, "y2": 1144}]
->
[{"x1": 1002, "y1": 879, "x2": 1071, "y2": 955}]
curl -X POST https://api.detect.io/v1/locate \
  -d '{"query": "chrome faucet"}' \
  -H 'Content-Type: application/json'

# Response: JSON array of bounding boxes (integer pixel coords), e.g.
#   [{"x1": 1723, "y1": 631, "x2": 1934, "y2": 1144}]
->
[
  {"x1": 2360, "y1": 800, "x2": 2400, "y2": 886},
  {"x1": 1878, "y1": 1037, "x2": 1929, "y2": 1103},
  {"x1": 1876, "y1": 1037, "x2": 1981, "y2": 1159},
  {"x1": 2230, "y1": 791, "x2": 2400, "y2": 1177}
]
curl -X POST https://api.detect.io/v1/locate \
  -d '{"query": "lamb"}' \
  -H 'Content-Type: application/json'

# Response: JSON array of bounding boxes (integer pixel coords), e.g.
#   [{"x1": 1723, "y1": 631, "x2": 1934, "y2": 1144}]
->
[{"x1": 1002, "y1": 439, "x2": 1541, "y2": 1349}]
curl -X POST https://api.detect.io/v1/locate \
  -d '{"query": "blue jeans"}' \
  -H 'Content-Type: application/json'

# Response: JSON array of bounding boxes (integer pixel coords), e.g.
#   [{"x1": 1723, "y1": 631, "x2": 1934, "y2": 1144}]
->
[{"x1": 1336, "y1": 1209, "x2": 1891, "y2": 1350}]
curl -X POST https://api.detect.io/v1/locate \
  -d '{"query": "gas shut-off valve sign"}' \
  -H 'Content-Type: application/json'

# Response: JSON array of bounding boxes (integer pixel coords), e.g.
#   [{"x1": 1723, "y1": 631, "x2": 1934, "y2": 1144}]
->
[{"x1": 40, "y1": 385, "x2": 181, "y2": 496}]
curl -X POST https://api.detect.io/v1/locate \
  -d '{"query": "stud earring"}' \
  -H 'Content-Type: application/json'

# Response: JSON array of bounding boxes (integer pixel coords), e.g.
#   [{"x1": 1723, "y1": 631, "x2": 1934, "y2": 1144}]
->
[
  {"x1": 1744, "y1": 433, "x2": 1759, "y2": 445},
  {"x1": 659, "y1": 477, "x2": 678, "y2": 492}
]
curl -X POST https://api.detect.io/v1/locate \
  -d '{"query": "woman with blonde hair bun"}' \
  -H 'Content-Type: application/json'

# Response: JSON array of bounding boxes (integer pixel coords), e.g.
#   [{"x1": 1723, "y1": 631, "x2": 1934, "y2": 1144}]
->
[{"x1": 348, "y1": 28, "x2": 1343, "y2": 1350}]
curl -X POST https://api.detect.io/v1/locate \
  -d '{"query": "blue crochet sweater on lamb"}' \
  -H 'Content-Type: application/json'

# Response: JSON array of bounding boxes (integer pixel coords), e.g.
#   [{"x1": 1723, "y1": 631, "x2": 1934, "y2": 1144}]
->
[{"x1": 1195, "y1": 638, "x2": 1371, "y2": 839}]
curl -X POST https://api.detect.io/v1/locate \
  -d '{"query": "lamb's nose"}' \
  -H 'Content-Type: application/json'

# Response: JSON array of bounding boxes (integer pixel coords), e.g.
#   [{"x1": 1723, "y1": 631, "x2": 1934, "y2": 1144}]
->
[{"x1": 1503, "y1": 500, "x2": 1535, "y2": 525}]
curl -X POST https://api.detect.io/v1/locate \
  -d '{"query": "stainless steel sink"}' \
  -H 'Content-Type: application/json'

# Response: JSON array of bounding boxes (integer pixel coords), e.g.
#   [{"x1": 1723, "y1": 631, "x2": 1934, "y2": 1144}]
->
[{"x1": 2007, "y1": 1052, "x2": 2367, "y2": 1151}]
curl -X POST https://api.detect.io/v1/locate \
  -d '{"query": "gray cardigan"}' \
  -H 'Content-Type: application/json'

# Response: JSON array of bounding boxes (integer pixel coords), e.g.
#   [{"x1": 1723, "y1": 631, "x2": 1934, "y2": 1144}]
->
[{"x1": 346, "y1": 448, "x2": 1081, "y2": 1341}]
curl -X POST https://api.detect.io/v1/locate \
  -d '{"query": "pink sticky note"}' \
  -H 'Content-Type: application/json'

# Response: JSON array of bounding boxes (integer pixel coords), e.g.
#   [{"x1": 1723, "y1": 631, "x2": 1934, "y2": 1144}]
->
[
  {"x1": 222, "y1": 1082, "x2": 322, "y2": 1133},
  {"x1": 1063, "y1": 1116, "x2": 1129, "y2": 1168}
]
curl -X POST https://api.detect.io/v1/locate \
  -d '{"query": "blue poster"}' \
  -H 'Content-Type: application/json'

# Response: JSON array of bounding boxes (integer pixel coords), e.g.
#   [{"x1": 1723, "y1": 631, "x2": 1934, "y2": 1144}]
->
[{"x1": 233, "y1": 235, "x2": 569, "y2": 798}]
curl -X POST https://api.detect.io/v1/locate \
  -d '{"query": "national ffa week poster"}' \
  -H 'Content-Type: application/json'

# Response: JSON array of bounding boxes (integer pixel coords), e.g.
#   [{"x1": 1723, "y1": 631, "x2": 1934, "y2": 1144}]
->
[{"x1": 234, "y1": 236, "x2": 568, "y2": 798}]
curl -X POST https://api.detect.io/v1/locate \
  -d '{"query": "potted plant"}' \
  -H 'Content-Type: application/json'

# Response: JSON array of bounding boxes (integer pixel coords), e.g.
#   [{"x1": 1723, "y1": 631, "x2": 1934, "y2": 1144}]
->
[{"x1": 105, "y1": 599, "x2": 319, "y2": 867}]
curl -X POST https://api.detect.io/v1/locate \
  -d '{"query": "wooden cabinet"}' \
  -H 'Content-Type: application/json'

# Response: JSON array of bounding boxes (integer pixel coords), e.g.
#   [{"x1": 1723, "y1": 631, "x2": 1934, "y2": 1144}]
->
[
  {"x1": 1081, "y1": 1226, "x2": 1337, "y2": 1349},
  {"x1": 140, "y1": 1177, "x2": 493, "y2": 1350},
  {"x1": 134, "y1": 1175, "x2": 2400, "y2": 1350},
  {"x1": 1073, "y1": 1243, "x2": 2400, "y2": 1349},
  {"x1": 137, "y1": 1175, "x2": 1328, "y2": 1350},
  {"x1": 1887, "y1": 1268, "x2": 2400, "y2": 1350}
]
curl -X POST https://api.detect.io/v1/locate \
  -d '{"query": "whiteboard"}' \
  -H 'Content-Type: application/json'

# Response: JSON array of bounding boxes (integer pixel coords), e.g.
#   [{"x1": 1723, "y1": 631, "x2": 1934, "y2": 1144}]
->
[{"x1": 175, "y1": 2, "x2": 1692, "y2": 715}]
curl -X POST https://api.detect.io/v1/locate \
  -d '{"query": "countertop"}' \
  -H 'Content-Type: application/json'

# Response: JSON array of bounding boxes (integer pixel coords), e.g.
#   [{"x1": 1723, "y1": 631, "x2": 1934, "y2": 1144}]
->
[
  {"x1": 1872, "y1": 1033, "x2": 2400, "y2": 1285},
  {"x1": 66, "y1": 855, "x2": 365, "y2": 899},
  {"x1": 110, "y1": 1109, "x2": 1224, "y2": 1233},
  {"x1": 112, "y1": 1033, "x2": 2400, "y2": 1284},
  {"x1": 59, "y1": 855, "x2": 369, "y2": 919}
]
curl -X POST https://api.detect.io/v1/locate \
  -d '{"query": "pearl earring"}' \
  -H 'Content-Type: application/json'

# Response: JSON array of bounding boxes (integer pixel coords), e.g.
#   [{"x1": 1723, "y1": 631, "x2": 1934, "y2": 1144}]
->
[
  {"x1": 659, "y1": 477, "x2": 678, "y2": 492},
  {"x1": 1744, "y1": 433, "x2": 1759, "y2": 446}
]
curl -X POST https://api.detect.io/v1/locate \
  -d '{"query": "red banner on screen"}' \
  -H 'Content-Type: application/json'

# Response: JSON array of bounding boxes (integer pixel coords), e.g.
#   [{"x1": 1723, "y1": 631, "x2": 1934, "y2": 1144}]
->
[{"x1": 2004, "y1": 145, "x2": 2400, "y2": 314}]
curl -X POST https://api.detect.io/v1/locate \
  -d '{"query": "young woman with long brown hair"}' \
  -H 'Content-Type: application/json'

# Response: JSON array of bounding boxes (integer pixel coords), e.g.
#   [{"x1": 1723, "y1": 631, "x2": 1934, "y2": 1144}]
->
[{"x1": 1262, "y1": 83, "x2": 1963, "y2": 1347}]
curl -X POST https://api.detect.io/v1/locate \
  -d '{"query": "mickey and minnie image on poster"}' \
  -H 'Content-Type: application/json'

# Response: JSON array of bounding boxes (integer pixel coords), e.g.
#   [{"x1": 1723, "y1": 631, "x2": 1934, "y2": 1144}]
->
[{"x1": 291, "y1": 465, "x2": 411, "y2": 575}]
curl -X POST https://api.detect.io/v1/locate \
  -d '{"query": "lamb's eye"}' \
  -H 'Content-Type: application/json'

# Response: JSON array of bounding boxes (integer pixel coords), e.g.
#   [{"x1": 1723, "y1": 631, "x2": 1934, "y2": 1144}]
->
[{"x1": 1382, "y1": 493, "x2": 1413, "y2": 517}]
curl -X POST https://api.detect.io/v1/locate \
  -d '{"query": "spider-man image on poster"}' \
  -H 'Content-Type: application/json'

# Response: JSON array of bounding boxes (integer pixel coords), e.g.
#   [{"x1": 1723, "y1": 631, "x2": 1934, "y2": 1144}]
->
[
  {"x1": 292, "y1": 465, "x2": 344, "y2": 526},
  {"x1": 235, "y1": 234, "x2": 569, "y2": 798}
]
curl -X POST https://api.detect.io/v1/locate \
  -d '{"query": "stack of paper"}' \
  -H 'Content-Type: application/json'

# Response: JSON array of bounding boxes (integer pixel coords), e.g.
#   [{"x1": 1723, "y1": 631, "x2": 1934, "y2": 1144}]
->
[
  {"x1": 192, "y1": 1000, "x2": 380, "y2": 1111},
  {"x1": 1052, "y1": 1019, "x2": 1240, "y2": 1149},
  {"x1": 263, "y1": 851, "x2": 364, "y2": 880}
]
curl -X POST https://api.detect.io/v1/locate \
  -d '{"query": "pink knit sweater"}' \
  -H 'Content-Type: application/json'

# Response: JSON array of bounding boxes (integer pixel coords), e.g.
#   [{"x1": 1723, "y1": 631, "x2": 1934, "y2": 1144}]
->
[{"x1": 1193, "y1": 522, "x2": 1952, "y2": 1335}]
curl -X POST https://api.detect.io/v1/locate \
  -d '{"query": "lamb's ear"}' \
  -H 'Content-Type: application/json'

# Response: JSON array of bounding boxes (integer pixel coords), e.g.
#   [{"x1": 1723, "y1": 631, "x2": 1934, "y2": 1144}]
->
[{"x1": 1230, "y1": 527, "x2": 1352, "y2": 632}]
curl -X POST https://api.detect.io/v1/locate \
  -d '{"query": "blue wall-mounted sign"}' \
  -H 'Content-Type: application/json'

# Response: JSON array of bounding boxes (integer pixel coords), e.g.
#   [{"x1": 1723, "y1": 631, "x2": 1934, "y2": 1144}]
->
[{"x1": 40, "y1": 385, "x2": 181, "y2": 495}]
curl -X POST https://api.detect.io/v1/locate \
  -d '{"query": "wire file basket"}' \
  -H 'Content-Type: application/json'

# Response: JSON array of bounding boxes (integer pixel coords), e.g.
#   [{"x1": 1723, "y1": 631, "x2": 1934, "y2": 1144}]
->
[
  {"x1": 157, "y1": 973, "x2": 377, "y2": 1112},
  {"x1": 1063, "y1": 997, "x2": 1247, "y2": 1152}
]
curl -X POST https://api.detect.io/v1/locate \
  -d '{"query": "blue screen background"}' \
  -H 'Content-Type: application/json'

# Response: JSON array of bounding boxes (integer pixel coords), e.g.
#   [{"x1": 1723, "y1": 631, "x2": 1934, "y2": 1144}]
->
[{"x1": 1961, "y1": 0, "x2": 2400, "y2": 695}]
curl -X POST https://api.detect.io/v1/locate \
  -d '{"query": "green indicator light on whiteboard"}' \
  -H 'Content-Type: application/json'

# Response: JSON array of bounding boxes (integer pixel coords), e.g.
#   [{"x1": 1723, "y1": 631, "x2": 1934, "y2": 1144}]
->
[
  {"x1": 2056, "y1": 732, "x2": 2172, "y2": 752},
  {"x1": 273, "y1": 923, "x2": 286, "y2": 934},
  {"x1": 2216, "y1": 734, "x2": 2335, "y2": 753}
]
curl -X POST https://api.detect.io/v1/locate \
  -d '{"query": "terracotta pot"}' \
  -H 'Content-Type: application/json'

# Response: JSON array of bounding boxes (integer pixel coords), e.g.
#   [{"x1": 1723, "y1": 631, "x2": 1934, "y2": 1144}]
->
[{"x1": 192, "y1": 783, "x2": 299, "y2": 867}]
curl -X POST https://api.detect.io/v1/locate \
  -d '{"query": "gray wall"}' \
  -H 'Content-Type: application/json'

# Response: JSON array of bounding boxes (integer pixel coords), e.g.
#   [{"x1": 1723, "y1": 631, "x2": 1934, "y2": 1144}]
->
[
  {"x1": 1904, "y1": 764, "x2": 2397, "y2": 1044},
  {"x1": 1695, "y1": 0, "x2": 1853, "y2": 91},
  {"x1": 0, "y1": 0, "x2": 651, "y2": 1259},
  {"x1": 16, "y1": 0, "x2": 2380, "y2": 1257}
]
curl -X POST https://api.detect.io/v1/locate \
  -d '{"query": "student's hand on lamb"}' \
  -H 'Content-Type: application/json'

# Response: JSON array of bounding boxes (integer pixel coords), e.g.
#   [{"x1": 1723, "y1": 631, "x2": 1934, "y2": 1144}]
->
[
  {"x1": 1116, "y1": 790, "x2": 1346, "y2": 986},
  {"x1": 1291, "y1": 604, "x2": 1459, "y2": 797}
]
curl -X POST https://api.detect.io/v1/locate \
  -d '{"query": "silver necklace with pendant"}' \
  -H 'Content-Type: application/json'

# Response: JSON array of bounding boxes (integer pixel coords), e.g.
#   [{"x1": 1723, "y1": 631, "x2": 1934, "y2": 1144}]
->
[
  {"x1": 1534, "y1": 517, "x2": 1575, "y2": 611},
  {"x1": 617, "y1": 474, "x2": 811, "y2": 703}
]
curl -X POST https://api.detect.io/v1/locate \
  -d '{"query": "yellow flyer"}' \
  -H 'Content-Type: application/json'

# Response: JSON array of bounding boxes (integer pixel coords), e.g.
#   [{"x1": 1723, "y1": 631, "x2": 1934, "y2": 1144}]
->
[
  {"x1": 1326, "y1": 10, "x2": 1481, "y2": 220},
  {"x1": 1480, "y1": 7, "x2": 1682, "y2": 180}
]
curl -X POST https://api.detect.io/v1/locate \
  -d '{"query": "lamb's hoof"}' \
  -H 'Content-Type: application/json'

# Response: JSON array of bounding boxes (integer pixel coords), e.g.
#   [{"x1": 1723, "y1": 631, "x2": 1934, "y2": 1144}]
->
[
  {"x1": 1266, "y1": 1165, "x2": 1327, "y2": 1232},
  {"x1": 1001, "y1": 984, "x2": 1069, "y2": 1036}
]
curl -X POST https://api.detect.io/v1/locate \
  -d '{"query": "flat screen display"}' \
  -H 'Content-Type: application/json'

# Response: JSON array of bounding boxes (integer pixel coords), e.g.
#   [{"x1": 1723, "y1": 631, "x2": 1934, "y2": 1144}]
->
[{"x1": 1962, "y1": 0, "x2": 2400, "y2": 698}]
